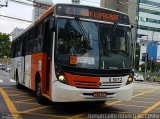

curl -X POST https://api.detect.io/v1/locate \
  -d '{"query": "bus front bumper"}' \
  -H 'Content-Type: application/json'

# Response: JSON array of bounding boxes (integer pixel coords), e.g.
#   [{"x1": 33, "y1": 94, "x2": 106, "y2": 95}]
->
[{"x1": 52, "y1": 81, "x2": 133, "y2": 102}]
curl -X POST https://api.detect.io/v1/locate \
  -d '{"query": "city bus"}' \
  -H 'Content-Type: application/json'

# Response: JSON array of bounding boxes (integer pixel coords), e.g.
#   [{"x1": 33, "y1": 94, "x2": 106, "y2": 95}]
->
[{"x1": 10, "y1": 4, "x2": 134, "y2": 104}]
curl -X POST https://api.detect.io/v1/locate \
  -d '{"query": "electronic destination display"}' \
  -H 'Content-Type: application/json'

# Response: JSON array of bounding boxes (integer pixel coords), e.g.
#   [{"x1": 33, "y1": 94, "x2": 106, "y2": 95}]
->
[{"x1": 56, "y1": 4, "x2": 130, "y2": 25}]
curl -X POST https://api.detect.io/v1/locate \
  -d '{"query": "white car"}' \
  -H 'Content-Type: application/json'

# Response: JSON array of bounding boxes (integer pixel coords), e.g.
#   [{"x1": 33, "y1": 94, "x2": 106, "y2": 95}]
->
[
  {"x1": 5, "y1": 66, "x2": 11, "y2": 72},
  {"x1": 134, "y1": 73, "x2": 144, "y2": 81}
]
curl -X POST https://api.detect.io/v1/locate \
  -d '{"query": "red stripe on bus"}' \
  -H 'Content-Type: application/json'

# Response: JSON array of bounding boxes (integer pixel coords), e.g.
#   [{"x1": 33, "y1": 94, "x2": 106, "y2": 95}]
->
[
  {"x1": 65, "y1": 73, "x2": 100, "y2": 89},
  {"x1": 31, "y1": 53, "x2": 47, "y2": 91},
  {"x1": 30, "y1": 52, "x2": 52, "y2": 100}
]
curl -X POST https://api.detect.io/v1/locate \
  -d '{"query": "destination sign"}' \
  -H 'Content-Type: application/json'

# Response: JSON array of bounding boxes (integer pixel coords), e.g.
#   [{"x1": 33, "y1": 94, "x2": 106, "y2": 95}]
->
[{"x1": 56, "y1": 4, "x2": 130, "y2": 25}]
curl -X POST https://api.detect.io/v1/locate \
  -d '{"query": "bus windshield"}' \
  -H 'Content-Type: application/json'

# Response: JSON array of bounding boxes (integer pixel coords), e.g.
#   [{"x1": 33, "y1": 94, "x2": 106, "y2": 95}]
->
[{"x1": 56, "y1": 18, "x2": 133, "y2": 70}]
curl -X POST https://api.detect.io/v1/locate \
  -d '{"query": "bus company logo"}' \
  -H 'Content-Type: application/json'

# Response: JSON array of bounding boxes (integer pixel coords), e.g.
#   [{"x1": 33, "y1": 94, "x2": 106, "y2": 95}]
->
[{"x1": 99, "y1": 82, "x2": 102, "y2": 86}]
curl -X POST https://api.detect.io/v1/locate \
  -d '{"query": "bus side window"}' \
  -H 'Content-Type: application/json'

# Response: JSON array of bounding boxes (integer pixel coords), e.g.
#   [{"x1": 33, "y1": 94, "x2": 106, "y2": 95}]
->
[
  {"x1": 17, "y1": 38, "x2": 22, "y2": 56},
  {"x1": 37, "y1": 24, "x2": 43, "y2": 52},
  {"x1": 27, "y1": 31, "x2": 34, "y2": 54},
  {"x1": 11, "y1": 42, "x2": 16, "y2": 58},
  {"x1": 27, "y1": 28, "x2": 37, "y2": 53},
  {"x1": 22, "y1": 35, "x2": 27, "y2": 56}
]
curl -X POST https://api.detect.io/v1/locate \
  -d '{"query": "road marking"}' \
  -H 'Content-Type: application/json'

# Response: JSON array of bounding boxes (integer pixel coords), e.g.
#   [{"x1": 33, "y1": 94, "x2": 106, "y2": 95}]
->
[
  {"x1": 2, "y1": 86, "x2": 15, "y2": 89},
  {"x1": 132, "y1": 88, "x2": 159, "y2": 98},
  {"x1": 142, "y1": 95, "x2": 160, "y2": 98},
  {"x1": 133, "y1": 96, "x2": 160, "y2": 100},
  {"x1": 141, "y1": 101, "x2": 160, "y2": 113},
  {"x1": 21, "y1": 106, "x2": 49, "y2": 113},
  {"x1": 23, "y1": 112, "x2": 67, "y2": 118},
  {"x1": 114, "y1": 103, "x2": 147, "y2": 108},
  {"x1": 9, "y1": 79, "x2": 16, "y2": 83},
  {"x1": 68, "y1": 88, "x2": 160, "y2": 119},
  {"x1": 129, "y1": 100, "x2": 156, "y2": 104},
  {"x1": 134, "y1": 101, "x2": 160, "y2": 119},
  {"x1": 9, "y1": 94, "x2": 25, "y2": 96},
  {"x1": 5, "y1": 90, "x2": 20, "y2": 92},
  {"x1": 14, "y1": 99, "x2": 35, "y2": 102},
  {"x1": 0, "y1": 87, "x2": 22, "y2": 119},
  {"x1": 14, "y1": 101, "x2": 40, "y2": 105},
  {"x1": 0, "y1": 79, "x2": 3, "y2": 83},
  {"x1": 17, "y1": 95, "x2": 34, "y2": 98}
]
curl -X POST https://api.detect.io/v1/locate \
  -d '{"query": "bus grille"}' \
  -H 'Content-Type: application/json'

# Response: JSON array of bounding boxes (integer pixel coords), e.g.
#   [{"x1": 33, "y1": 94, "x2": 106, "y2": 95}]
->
[
  {"x1": 99, "y1": 81, "x2": 122, "y2": 89},
  {"x1": 73, "y1": 81, "x2": 123, "y2": 89},
  {"x1": 74, "y1": 81, "x2": 99, "y2": 89}
]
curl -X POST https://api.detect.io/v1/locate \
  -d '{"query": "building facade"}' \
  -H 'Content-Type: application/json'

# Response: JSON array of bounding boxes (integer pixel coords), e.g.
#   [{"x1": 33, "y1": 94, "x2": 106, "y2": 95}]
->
[
  {"x1": 101, "y1": 0, "x2": 160, "y2": 66},
  {"x1": 137, "y1": 0, "x2": 160, "y2": 65},
  {"x1": 32, "y1": 0, "x2": 53, "y2": 20},
  {"x1": 101, "y1": 0, "x2": 137, "y2": 41},
  {"x1": 11, "y1": 27, "x2": 24, "y2": 41},
  {"x1": 100, "y1": 0, "x2": 137, "y2": 67},
  {"x1": 137, "y1": 0, "x2": 160, "y2": 41}
]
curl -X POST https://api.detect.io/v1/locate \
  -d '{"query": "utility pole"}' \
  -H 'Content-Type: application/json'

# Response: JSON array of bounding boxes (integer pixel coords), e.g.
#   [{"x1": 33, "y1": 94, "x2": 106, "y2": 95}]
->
[
  {"x1": 145, "y1": 53, "x2": 147, "y2": 81},
  {"x1": 142, "y1": 53, "x2": 148, "y2": 81}
]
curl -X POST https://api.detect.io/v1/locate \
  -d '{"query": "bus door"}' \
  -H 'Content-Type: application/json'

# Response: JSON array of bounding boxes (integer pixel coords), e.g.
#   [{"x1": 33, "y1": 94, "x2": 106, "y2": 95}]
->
[
  {"x1": 44, "y1": 20, "x2": 53, "y2": 94},
  {"x1": 21, "y1": 36, "x2": 26, "y2": 84}
]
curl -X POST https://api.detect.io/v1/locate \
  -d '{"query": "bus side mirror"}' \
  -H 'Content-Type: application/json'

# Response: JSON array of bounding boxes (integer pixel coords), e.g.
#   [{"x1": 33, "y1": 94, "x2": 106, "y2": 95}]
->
[{"x1": 49, "y1": 18, "x2": 55, "y2": 31}]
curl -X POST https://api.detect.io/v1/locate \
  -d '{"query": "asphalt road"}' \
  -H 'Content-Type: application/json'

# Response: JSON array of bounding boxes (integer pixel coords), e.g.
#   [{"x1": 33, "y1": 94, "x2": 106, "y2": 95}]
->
[{"x1": 0, "y1": 70, "x2": 160, "y2": 119}]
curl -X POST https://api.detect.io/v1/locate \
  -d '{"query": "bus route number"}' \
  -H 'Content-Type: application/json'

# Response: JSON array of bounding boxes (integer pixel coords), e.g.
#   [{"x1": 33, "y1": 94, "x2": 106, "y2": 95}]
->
[{"x1": 109, "y1": 77, "x2": 122, "y2": 83}]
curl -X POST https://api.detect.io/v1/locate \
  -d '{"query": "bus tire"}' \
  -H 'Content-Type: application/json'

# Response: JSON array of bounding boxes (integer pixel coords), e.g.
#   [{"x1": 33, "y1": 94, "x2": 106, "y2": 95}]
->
[
  {"x1": 16, "y1": 71, "x2": 21, "y2": 89},
  {"x1": 36, "y1": 81, "x2": 45, "y2": 104}
]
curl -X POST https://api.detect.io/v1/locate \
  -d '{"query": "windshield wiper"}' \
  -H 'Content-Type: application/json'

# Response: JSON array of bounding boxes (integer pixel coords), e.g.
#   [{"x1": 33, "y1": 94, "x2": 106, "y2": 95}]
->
[
  {"x1": 75, "y1": 17, "x2": 89, "y2": 40},
  {"x1": 107, "y1": 22, "x2": 118, "y2": 40}
]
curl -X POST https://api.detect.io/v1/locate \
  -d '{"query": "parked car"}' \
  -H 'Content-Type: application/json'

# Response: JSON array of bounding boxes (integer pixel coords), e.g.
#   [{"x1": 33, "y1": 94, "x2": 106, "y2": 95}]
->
[
  {"x1": 0, "y1": 64, "x2": 3, "y2": 70},
  {"x1": 5, "y1": 65, "x2": 11, "y2": 72},
  {"x1": 2, "y1": 64, "x2": 7, "y2": 70},
  {"x1": 134, "y1": 73, "x2": 144, "y2": 81}
]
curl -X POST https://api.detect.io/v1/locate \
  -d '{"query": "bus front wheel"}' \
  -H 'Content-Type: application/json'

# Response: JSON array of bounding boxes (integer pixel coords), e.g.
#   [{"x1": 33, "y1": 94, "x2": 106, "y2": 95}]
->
[
  {"x1": 15, "y1": 72, "x2": 21, "y2": 89},
  {"x1": 36, "y1": 82, "x2": 45, "y2": 104}
]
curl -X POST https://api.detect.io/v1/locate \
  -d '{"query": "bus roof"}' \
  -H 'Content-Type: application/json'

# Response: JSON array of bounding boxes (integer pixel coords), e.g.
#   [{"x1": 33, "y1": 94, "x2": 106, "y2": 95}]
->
[{"x1": 12, "y1": 3, "x2": 129, "y2": 41}]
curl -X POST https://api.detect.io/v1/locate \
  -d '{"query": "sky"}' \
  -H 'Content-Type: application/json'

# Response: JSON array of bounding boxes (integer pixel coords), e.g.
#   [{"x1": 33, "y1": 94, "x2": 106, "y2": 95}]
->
[{"x1": 0, "y1": 0, "x2": 100, "y2": 34}]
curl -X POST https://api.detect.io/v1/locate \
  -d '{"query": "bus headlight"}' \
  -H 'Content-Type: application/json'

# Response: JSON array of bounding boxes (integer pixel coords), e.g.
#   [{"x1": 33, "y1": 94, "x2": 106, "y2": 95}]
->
[
  {"x1": 126, "y1": 76, "x2": 133, "y2": 85},
  {"x1": 55, "y1": 65, "x2": 68, "y2": 84},
  {"x1": 59, "y1": 75, "x2": 65, "y2": 81}
]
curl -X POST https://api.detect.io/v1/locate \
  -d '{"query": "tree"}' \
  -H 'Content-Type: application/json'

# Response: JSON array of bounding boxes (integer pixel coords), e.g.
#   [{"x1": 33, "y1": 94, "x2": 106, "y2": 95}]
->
[
  {"x1": 139, "y1": 61, "x2": 160, "y2": 72},
  {"x1": 0, "y1": 33, "x2": 11, "y2": 58}
]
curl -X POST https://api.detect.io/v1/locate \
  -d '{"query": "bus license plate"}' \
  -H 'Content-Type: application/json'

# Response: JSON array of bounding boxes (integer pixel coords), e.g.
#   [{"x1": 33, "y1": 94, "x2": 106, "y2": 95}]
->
[{"x1": 93, "y1": 92, "x2": 107, "y2": 97}]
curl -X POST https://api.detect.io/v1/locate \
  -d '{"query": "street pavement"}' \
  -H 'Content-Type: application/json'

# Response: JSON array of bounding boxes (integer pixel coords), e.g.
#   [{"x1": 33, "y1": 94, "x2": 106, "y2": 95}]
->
[
  {"x1": 0, "y1": 70, "x2": 160, "y2": 119},
  {"x1": 0, "y1": 70, "x2": 16, "y2": 86}
]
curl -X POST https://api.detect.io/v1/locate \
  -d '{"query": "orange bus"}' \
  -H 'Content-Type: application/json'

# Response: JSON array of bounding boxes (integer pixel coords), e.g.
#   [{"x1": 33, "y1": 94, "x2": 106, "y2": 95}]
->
[{"x1": 11, "y1": 4, "x2": 134, "y2": 104}]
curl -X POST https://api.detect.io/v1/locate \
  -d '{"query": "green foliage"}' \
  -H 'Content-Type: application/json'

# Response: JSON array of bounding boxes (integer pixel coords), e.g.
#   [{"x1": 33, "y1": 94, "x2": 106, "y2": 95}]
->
[
  {"x1": 139, "y1": 61, "x2": 160, "y2": 72},
  {"x1": 0, "y1": 32, "x2": 11, "y2": 58}
]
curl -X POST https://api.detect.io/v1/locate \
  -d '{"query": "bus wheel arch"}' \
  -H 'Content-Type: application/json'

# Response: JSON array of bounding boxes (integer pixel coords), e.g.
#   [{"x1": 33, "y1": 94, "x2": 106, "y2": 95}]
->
[
  {"x1": 15, "y1": 69, "x2": 21, "y2": 89},
  {"x1": 35, "y1": 72, "x2": 45, "y2": 104},
  {"x1": 35, "y1": 72, "x2": 41, "y2": 86}
]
